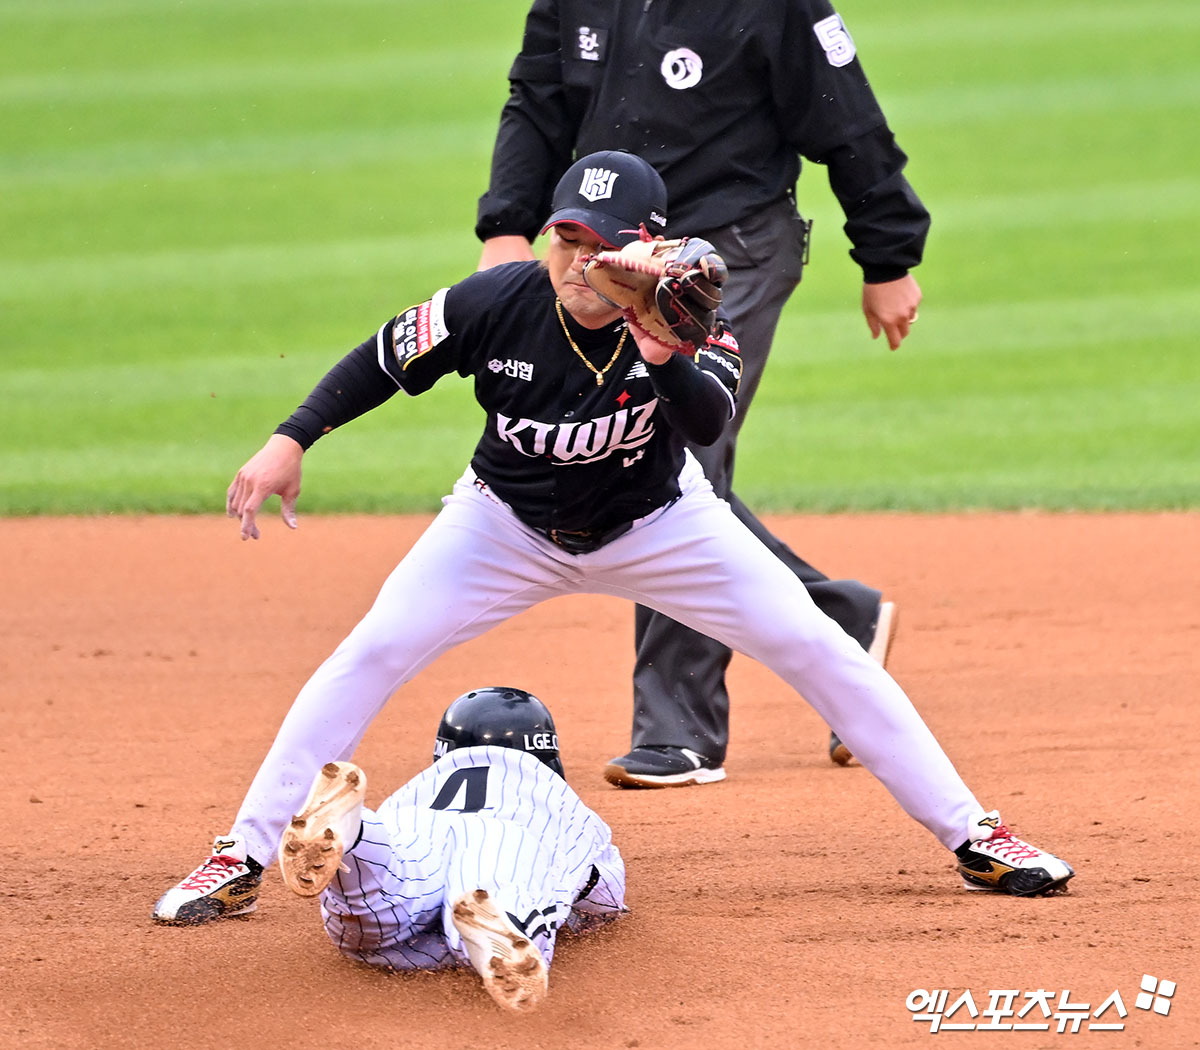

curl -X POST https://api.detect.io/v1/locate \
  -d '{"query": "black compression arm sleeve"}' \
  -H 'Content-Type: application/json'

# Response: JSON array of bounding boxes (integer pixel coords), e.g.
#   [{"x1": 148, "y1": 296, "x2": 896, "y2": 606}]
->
[
  {"x1": 646, "y1": 353, "x2": 729, "y2": 447},
  {"x1": 273, "y1": 335, "x2": 400, "y2": 450}
]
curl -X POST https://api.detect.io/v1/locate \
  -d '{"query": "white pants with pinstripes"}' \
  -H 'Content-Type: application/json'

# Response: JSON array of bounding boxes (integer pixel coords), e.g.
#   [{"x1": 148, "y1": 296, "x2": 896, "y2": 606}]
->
[
  {"x1": 231, "y1": 452, "x2": 982, "y2": 868},
  {"x1": 316, "y1": 746, "x2": 626, "y2": 971},
  {"x1": 321, "y1": 809, "x2": 558, "y2": 970}
]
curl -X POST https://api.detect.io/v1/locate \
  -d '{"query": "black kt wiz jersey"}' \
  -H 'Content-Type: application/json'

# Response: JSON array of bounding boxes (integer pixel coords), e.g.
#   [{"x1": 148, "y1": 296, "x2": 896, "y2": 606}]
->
[{"x1": 377, "y1": 262, "x2": 741, "y2": 535}]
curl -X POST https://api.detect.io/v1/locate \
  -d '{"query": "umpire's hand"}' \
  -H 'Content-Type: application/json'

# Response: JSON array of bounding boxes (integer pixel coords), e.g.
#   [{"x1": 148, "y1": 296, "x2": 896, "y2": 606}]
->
[
  {"x1": 226, "y1": 433, "x2": 304, "y2": 541},
  {"x1": 862, "y1": 273, "x2": 922, "y2": 350}
]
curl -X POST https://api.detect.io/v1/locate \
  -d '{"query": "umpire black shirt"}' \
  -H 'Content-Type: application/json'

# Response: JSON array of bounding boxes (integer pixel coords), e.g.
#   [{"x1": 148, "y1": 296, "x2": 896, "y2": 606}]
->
[{"x1": 477, "y1": 0, "x2": 930, "y2": 283}]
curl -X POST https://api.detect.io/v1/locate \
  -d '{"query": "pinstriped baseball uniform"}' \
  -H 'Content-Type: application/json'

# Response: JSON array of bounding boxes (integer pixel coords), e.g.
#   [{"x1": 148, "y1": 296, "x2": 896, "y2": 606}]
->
[{"x1": 319, "y1": 746, "x2": 625, "y2": 971}]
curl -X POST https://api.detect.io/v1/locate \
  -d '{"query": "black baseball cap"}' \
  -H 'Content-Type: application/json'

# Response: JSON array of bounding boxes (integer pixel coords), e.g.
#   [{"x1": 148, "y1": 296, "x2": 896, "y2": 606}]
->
[{"x1": 540, "y1": 150, "x2": 668, "y2": 248}]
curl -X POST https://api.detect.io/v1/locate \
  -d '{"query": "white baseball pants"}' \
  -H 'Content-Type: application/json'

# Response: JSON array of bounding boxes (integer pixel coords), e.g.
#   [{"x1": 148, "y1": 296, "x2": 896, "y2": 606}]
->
[{"x1": 232, "y1": 453, "x2": 981, "y2": 864}]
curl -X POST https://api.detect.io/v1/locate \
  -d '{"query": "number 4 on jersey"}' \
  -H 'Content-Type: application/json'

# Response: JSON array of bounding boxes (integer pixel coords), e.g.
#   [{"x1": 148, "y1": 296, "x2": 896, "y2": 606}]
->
[{"x1": 430, "y1": 766, "x2": 491, "y2": 812}]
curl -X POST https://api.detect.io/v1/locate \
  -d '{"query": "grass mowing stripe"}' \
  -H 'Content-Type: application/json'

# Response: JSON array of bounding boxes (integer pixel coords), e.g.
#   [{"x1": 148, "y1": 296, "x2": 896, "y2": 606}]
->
[
  {"x1": 842, "y1": 0, "x2": 1198, "y2": 45},
  {"x1": 769, "y1": 290, "x2": 1200, "y2": 364},
  {"x1": 883, "y1": 70, "x2": 1200, "y2": 129},
  {"x1": 11, "y1": 243, "x2": 1192, "y2": 333},
  {"x1": 0, "y1": 45, "x2": 513, "y2": 104},
  {"x1": 10, "y1": 67, "x2": 1196, "y2": 139},
  {"x1": 930, "y1": 179, "x2": 1200, "y2": 231},
  {"x1": 0, "y1": 0, "x2": 483, "y2": 16},
  {"x1": 0, "y1": 230, "x2": 477, "y2": 299},
  {"x1": 6, "y1": 300, "x2": 1190, "y2": 387},
  {"x1": 0, "y1": 118, "x2": 497, "y2": 183}
]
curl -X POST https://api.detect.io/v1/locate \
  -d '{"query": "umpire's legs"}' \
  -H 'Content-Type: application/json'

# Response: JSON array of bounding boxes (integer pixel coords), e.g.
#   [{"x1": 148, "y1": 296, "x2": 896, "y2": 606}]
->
[{"x1": 631, "y1": 201, "x2": 880, "y2": 762}]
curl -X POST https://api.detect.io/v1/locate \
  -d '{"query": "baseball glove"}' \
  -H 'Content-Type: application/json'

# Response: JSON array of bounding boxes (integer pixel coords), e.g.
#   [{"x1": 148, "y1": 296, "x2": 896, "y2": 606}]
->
[{"x1": 582, "y1": 236, "x2": 727, "y2": 353}]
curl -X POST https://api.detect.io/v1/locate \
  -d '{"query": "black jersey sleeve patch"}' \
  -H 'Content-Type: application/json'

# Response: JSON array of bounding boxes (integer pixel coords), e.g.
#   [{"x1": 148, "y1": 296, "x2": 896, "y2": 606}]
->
[
  {"x1": 390, "y1": 288, "x2": 450, "y2": 370},
  {"x1": 572, "y1": 25, "x2": 608, "y2": 64},
  {"x1": 375, "y1": 289, "x2": 455, "y2": 393}
]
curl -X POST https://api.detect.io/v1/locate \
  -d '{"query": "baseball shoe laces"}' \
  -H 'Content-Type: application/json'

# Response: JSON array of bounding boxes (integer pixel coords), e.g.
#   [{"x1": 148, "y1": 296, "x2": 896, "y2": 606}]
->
[
  {"x1": 955, "y1": 810, "x2": 1074, "y2": 897},
  {"x1": 152, "y1": 834, "x2": 263, "y2": 925},
  {"x1": 976, "y1": 827, "x2": 1043, "y2": 864},
  {"x1": 180, "y1": 853, "x2": 245, "y2": 892}
]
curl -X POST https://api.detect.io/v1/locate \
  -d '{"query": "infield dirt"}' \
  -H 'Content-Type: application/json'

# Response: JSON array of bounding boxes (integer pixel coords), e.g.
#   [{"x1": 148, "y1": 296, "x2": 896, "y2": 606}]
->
[{"x1": 3, "y1": 513, "x2": 1197, "y2": 1049}]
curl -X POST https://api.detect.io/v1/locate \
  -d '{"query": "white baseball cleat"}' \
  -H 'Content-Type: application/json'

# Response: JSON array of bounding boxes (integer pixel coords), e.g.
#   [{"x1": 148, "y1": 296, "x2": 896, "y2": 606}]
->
[
  {"x1": 955, "y1": 810, "x2": 1075, "y2": 897},
  {"x1": 152, "y1": 834, "x2": 263, "y2": 925},
  {"x1": 279, "y1": 761, "x2": 366, "y2": 897},
  {"x1": 452, "y1": 888, "x2": 549, "y2": 1012}
]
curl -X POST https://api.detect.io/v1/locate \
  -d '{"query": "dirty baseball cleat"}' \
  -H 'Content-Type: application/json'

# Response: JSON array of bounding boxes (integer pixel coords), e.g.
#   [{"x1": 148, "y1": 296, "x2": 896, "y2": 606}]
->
[
  {"x1": 603, "y1": 745, "x2": 726, "y2": 788},
  {"x1": 452, "y1": 888, "x2": 549, "y2": 1012},
  {"x1": 152, "y1": 834, "x2": 263, "y2": 925},
  {"x1": 829, "y1": 600, "x2": 899, "y2": 767},
  {"x1": 828, "y1": 731, "x2": 854, "y2": 767},
  {"x1": 279, "y1": 761, "x2": 367, "y2": 897},
  {"x1": 955, "y1": 810, "x2": 1074, "y2": 897}
]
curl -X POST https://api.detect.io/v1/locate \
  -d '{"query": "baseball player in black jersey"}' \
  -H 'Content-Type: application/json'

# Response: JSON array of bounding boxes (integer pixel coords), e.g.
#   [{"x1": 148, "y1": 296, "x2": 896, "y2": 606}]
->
[
  {"x1": 477, "y1": 0, "x2": 928, "y2": 782},
  {"x1": 152, "y1": 150, "x2": 1072, "y2": 931}
]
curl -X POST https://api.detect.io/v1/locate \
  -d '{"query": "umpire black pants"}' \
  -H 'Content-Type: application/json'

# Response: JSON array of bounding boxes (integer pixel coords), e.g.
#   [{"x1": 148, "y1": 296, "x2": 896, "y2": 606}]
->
[{"x1": 631, "y1": 196, "x2": 881, "y2": 762}]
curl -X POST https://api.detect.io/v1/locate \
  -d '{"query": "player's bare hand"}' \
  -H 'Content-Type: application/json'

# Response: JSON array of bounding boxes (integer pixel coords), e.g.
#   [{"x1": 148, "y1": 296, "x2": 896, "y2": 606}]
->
[
  {"x1": 478, "y1": 235, "x2": 537, "y2": 271},
  {"x1": 625, "y1": 312, "x2": 675, "y2": 366},
  {"x1": 862, "y1": 274, "x2": 922, "y2": 351},
  {"x1": 225, "y1": 433, "x2": 304, "y2": 541}
]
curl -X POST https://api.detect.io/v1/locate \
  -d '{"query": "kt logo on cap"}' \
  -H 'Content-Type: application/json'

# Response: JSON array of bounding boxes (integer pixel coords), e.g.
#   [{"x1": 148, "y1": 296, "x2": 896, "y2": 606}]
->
[{"x1": 578, "y1": 168, "x2": 618, "y2": 202}]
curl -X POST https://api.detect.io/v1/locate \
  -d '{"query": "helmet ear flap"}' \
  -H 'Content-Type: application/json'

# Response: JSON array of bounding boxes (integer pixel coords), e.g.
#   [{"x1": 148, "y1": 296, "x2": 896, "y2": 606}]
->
[{"x1": 435, "y1": 687, "x2": 564, "y2": 778}]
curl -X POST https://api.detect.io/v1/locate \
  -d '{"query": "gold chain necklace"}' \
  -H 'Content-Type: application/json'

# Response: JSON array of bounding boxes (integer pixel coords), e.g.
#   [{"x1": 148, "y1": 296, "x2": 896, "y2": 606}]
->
[{"x1": 555, "y1": 298, "x2": 628, "y2": 387}]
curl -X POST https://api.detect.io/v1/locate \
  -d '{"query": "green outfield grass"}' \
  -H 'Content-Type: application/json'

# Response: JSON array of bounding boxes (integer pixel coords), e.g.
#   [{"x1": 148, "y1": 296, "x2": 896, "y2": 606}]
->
[{"x1": 2, "y1": 0, "x2": 1197, "y2": 514}]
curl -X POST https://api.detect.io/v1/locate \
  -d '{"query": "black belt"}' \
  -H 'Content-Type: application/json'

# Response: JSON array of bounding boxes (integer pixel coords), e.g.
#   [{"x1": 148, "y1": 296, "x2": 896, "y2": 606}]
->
[
  {"x1": 574, "y1": 864, "x2": 601, "y2": 902},
  {"x1": 544, "y1": 521, "x2": 634, "y2": 555}
]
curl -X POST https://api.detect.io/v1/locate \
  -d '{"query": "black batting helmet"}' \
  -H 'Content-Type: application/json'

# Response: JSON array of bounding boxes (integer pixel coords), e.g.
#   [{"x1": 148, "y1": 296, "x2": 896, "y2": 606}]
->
[{"x1": 434, "y1": 687, "x2": 564, "y2": 778}]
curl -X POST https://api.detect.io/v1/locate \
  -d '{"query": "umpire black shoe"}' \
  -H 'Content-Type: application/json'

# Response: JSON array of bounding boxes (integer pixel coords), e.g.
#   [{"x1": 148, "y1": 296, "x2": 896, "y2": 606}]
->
[
  {"x1": 603, "y1": 746, "x2": 726, "y2": 788},
  {"x1": 955, "y1": 810, "x2": 1074, "y2": 897},
  {"x1": 829, "y1": 600, "x2": 899, "y2": 766}
]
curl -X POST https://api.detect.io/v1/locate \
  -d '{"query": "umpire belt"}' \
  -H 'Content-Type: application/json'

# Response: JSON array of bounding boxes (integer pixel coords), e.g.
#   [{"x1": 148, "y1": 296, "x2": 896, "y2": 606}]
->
[{"x1": 543, "y1": 522, "x2": 633, "y2": 555}]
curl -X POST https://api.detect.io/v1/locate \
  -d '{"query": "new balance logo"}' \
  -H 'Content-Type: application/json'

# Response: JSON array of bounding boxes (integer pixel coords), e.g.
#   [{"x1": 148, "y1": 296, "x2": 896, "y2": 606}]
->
[{"x1": 579, "y1": 167, "x2": 618, "y2": 202}]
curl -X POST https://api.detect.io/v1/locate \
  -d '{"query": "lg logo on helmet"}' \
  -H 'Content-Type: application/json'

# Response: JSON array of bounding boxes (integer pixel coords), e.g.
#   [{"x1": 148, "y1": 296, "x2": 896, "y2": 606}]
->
[{"x1": 524, "y1": 732, "x2": 558, "y2": 751}]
